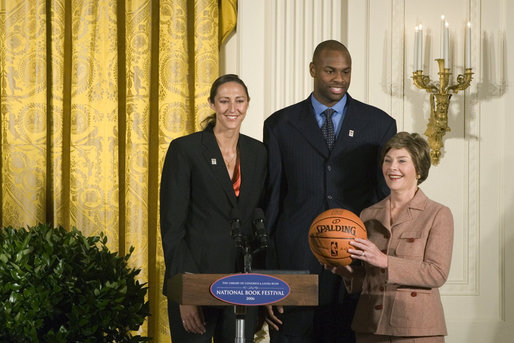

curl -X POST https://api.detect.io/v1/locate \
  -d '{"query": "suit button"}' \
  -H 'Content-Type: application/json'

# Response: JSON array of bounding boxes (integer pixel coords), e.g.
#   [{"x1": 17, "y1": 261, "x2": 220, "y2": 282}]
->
[
  {"x1": 327, "y1": 165, "x2": 332, "y2": 171},
  {"x1": 327, "y1": 195, "x2": 333, "y2": 200},
  {"x1": 381, "y1": 249, "x2": 387, "y2": 254},
  {"x1": 411, "y1": 292, "x2": 417, "y2": 297},
  {"x1": 407, "y1": 238, "x2": 415, "y2": 243},
  {"x1": 379, "y1": 286, "x2": 385, "y2": 291},
  {"x1": 375, "y1": 304, "x2": 383, "y2": 310},
  {"x1": 380, "y1": 269, "x2": 386, "y2": 273}
]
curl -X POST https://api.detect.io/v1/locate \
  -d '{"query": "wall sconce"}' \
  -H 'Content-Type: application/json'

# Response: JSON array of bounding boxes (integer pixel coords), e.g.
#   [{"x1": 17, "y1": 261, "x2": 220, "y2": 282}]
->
[{"x1": 412, "y1": 18, "x2": 473, "y2": 165}]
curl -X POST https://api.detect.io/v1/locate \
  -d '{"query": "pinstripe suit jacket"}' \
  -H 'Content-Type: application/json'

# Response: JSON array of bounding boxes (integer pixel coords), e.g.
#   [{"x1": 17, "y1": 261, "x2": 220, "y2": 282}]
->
[{"x1": 263, "y1": 94, "x2": 396, "y2": 300}]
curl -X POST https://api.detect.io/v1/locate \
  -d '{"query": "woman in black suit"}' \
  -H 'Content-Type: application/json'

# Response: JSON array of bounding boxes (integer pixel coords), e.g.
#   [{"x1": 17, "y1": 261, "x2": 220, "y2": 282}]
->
[{"x1": 160, "y1": 74, "x2": 267, "y2": 342}]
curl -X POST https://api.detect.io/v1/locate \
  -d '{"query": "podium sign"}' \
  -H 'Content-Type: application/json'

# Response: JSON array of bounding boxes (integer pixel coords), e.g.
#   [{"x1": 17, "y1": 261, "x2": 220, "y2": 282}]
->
[
  {"x1": 210, "y1": 273, "x2": 290, "y2": 306},
  {"x1": 168, "y1": 273, "x2": 318, "y2": 306}
]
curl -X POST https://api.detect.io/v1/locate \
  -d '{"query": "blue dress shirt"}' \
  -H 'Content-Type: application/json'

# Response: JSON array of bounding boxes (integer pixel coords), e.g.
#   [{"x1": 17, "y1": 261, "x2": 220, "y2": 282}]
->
[{"x1": 310, "y1": 93, "x2": 347, "y2": 139}]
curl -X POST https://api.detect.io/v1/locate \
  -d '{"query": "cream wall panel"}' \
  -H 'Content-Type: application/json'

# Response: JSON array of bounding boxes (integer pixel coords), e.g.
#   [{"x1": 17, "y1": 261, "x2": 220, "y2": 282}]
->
[
  {"x1": 368, "y1": 1, "x2": 393, "y2": 118},
  {"x1": 221, "y1": 0, "x2": 514, "y2": 341},
  {"x1": 345, "y1": 0, "x2": 367, "y2": 101},
  {"x1": 502, "y1": 0, "x2": 514, "y2": 333},
  {"x1": 402, "y1": 0, "x2": 480, "y2": 299}
]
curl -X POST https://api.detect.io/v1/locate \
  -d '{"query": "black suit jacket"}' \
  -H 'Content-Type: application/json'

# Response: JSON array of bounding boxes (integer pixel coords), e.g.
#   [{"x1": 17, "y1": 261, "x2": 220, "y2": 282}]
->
[
  {"x1": 264, "y1": 94, "x2": 396, "y2": 275},
  {"x1": 160, "y1": 126, "x2": 267, "y2": 294}
]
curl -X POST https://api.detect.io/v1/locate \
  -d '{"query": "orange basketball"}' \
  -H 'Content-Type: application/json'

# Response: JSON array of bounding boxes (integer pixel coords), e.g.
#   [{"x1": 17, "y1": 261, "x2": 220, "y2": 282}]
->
[{"x1": 308, "y1": 208, "x2": 367, "y2": 267}]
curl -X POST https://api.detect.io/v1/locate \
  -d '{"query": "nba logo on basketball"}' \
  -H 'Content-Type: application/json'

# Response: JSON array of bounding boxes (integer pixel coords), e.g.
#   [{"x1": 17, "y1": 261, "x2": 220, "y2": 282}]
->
[{"x1": 330, "y1": 241, "x2": 338, "y2": 256}]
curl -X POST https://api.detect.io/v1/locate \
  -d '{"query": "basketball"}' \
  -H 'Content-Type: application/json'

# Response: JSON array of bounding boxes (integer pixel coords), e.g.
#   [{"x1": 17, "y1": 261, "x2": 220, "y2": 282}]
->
[{"x1": 308, "y1": 208, "x2": 367, "y2": 267}]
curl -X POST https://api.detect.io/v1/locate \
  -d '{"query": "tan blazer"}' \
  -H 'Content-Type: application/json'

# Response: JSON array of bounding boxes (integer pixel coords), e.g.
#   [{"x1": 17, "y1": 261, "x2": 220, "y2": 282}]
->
[{"x1": 350, "y1": 189, "x2": 454, "y2": 337}]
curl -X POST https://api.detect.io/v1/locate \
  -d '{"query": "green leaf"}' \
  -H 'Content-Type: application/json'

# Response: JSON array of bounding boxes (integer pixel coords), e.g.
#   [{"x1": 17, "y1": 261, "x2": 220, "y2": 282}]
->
[{"x1": 0, "y1": 223, "x2": 150, "y2": 341}]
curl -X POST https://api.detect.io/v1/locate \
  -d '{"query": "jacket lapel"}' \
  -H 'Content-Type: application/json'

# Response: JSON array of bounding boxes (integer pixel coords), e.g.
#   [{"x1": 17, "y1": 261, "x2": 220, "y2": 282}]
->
[
  {"x1": 392, "y1": 189, "x2": 428, "y2": 228},
  {"x1": 364, "y1": 190, "x2": 429, "y2": 234},
  {"x1": 287, "y1": 95, "x2": 372, "y2": 157},
  {"x1": 200, "y1": 129, "x2": 238, "y2": 207},
  {"x1": 288, "y1": 98, "x2": 330, "y2": 157},
  {"x1": 331, "y1": 94, "x2": 369, "y2": 155},
  {"x1": 369, "y1": 197, "x2": 392, "y2": 232}
]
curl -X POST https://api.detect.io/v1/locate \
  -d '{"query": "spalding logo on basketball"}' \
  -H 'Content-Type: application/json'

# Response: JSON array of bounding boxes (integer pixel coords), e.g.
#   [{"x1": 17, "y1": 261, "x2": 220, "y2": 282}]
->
[{"x1": 308, "y1": 208, "x2": 367, "y2": 267}]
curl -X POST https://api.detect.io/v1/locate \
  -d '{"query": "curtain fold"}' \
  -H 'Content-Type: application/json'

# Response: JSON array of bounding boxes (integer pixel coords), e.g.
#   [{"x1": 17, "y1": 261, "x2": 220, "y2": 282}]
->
[
  {"x1": 219, "y1": 0, "x2": 237, "y2": 45},
  {"x1": 0, "y1": 0, "x2": 237, "y2": 340}
]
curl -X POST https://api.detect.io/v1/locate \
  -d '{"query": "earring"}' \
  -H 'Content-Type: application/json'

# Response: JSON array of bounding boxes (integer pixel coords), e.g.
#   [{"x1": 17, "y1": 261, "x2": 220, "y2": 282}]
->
[{"x1": 416, "y1": 174, "x2": 421, "y2": 179}]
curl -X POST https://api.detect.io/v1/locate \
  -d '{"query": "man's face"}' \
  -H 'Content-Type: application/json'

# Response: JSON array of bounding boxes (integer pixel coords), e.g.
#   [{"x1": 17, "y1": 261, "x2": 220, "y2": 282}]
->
[{"x1": 310, "y1": 49, "x2": 351, "y2": 107}]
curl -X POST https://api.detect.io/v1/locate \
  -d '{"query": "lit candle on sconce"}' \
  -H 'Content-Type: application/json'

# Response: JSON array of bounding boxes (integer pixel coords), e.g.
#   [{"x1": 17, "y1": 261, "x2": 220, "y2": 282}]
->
[
  {"x1": 465, "y1": 22, "x2": 471, "y2": 69},
  {"x1": 444, "y1": 21, "x2": 449, "y2": 68},
  {"x1": 418, "y1": 25, "x2": 423, "y2": 71},
  {"x1": 413, "y1": 25, "x2": 423, "y2": 71},
  {"x1": 440, "y1": 15, "x2": 445, "y2": 59}
]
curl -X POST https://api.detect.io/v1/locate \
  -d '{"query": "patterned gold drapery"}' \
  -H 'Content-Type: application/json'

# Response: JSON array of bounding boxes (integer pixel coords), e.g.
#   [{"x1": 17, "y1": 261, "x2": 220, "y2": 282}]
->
[{"x1": 0, "y1": 0, "x2": 237, "y2": 341}]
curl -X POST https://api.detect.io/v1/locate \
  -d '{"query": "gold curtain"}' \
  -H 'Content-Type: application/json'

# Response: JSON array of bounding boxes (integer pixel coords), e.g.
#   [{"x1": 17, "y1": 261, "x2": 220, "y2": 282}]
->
[{"x1": 0, "y1": 0, "x2": 237, "y2": 341}]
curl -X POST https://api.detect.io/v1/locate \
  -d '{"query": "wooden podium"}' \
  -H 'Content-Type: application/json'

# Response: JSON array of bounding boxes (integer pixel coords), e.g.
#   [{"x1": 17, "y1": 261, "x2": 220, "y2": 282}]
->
[
  {"x1": 167, "y1": 272, "x2": 317, "y2": 343},
  {"x1": 167, "y1": 273, "x2": 318, "y2": 306}
]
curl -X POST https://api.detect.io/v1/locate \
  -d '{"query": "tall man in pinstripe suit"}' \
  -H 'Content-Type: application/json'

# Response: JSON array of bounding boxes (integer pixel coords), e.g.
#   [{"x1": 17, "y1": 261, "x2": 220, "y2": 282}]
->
[{"x1": 263, "y1": 40, "x2": 397, "y2": 342}]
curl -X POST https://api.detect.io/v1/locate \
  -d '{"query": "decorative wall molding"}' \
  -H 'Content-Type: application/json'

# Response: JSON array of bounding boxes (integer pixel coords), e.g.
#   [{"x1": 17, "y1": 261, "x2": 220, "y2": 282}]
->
[{"x1": 266, "y1": 0, "x2": 349, "y2": 114}]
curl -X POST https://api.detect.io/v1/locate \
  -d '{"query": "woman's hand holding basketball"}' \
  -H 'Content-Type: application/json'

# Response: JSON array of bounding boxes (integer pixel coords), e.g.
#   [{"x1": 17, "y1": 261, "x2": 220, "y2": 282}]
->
[{"x1": 348, "y1": 238, "x2": 388, "y2": 269}]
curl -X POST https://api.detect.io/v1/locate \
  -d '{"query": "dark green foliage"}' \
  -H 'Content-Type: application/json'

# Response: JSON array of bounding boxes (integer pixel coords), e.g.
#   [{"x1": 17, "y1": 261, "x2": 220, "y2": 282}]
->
[{"x1": 0, "y1": 223, "x2": 150, "y2": 342}]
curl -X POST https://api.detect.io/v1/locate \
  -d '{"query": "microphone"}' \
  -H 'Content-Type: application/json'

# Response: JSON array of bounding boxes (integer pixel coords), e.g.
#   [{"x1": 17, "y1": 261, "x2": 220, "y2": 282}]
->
[
  {"x1": 230, "y1": 208, "x2": 244, "y2": 250},
  {"x1": 252, "y1": 208, "x2": 269, "y2": 249}
]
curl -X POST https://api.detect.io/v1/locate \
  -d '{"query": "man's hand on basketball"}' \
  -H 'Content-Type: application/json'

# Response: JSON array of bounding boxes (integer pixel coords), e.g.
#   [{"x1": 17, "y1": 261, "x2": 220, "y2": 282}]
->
[
  {"x1": 264, "y1": 304, "x2": 284, "y2": 331},
  {"x1": 325, "y1": 263, "x2": 354, "y2": 278}
]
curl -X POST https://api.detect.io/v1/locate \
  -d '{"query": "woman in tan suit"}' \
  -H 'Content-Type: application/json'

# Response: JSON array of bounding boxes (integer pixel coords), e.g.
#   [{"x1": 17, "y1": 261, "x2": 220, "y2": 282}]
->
[{"x1": 329, "y1": 132, "x2": 454, "y2": 343}]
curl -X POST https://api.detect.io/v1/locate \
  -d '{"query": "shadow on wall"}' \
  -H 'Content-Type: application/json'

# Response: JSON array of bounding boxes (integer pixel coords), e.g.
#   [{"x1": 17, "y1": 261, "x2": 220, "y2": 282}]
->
[{"x1": 477, "y1": 30, "x2": 508, "y2": 100}]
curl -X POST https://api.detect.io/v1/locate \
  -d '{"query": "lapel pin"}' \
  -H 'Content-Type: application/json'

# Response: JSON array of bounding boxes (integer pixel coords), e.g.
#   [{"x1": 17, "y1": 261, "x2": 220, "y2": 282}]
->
[
  {"x1": 349, "y1": 130, "x2": 354, "y2": 137},
  {"x1": 211, "y1": 158, "x2": 217, "y2": 165}
]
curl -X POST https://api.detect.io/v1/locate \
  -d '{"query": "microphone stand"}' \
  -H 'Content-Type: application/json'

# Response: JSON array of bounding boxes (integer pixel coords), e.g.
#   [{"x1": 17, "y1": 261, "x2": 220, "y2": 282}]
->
[
  {"x1": 236, "y1": 233, "x2": 270, "y2": 342},
  {"x1": 234, "y1": 243, "x2": 253, "y2": 343},
  {"x1": 234, "y1": 304, "x2": 247, "y2": 343},
  {"x1": 231, "y1": 208, "x2": 270, "y2": 343},
  {"x1": 230, "y1": 208, "x2": 247, "y2": 343}
]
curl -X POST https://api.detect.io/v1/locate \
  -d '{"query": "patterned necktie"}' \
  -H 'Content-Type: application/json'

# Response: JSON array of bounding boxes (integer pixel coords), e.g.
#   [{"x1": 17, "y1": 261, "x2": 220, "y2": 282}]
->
[{"x1": 321, "y1": 108, "x2": 335, "y2": 150}]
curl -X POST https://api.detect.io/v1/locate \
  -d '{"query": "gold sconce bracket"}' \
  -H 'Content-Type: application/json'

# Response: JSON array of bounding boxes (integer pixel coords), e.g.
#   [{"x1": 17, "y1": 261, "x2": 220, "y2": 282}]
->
[{"x1": 412, "y1": 59, "x2": 473, "y2": 165}]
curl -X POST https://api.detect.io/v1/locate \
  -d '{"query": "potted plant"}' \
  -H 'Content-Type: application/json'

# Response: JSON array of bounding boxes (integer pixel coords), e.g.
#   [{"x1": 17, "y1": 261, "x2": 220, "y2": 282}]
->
[{"x1": 0, "y1": 223, "x2": 150, "y2": 342}]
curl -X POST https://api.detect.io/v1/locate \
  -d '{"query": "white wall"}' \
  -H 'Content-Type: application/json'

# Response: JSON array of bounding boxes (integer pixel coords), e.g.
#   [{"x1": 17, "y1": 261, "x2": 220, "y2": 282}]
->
[{"x1": 222, "y1": 0, "x2": 514, "y2": 342}]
